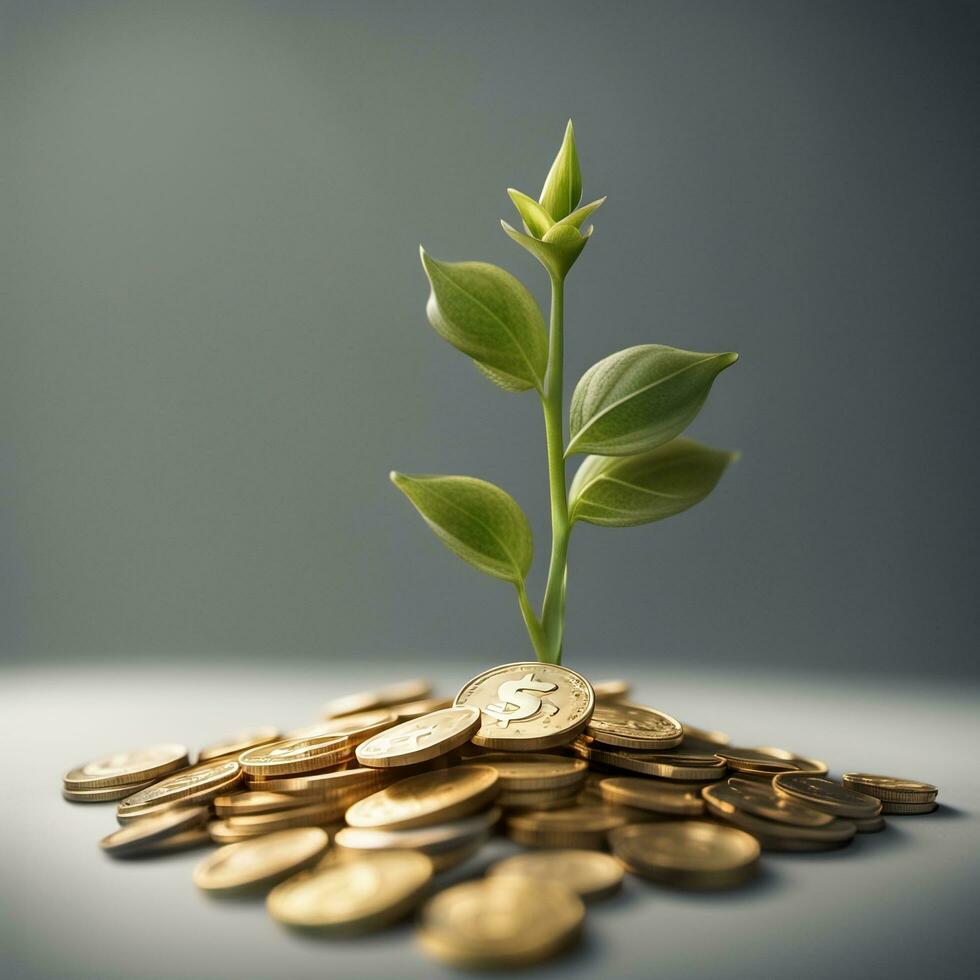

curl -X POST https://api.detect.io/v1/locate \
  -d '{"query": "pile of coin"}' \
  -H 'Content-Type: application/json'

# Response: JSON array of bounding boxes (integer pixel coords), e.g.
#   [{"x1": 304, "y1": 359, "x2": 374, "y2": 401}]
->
[{"x1": 64, "y1": 663, "x2": 941, "y2": 969}]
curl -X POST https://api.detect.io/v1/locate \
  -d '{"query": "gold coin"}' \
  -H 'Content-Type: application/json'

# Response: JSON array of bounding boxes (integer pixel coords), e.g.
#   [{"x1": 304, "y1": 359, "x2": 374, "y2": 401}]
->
[
  {"x1": 197, "y1": 727, "x2": 280, "y2": 763},
  {"x1": 142, "y1": 827, "x2": 212, "y2": 854},
  {"x1": 592, "y1": 679, "x2": 630, "y2": 701},
  {"x1": 63, "y1": 744, "x2": 189, "y2": 790},
  {"x1": 224, "y1": 799, "x2": 353, "y2": 834},
  {"x1": 63, "y1": 780, "x2": 155, "y2": 803},
  {"x1": 682, "y1": 723, "x2": 730, "y2": 746},
  {"x1": 496, "y1": 786, "x2": 582, "y2": 811},
  {"x1": 392, "y1": 697, "x2": 453, "y2": 720},
  {"x1": 116, "y1": 758, "x2": 243, "y2": 818},
  {"x1": 507, "y1": 804, "x2": 633, "y2": 849},
  {"x1": 334, "y1": 807, "x2": 501, "y2": 856},
  {"x1": 345, "y1": 766, "x2": 499, "y2": 830},
  {"x1": 880, "y1": 800, "x2": 938, "y2": 815},
  {"x1": 249, "y1": 767, "x2": 385, "y2": 797},
  {"x1": 840, "y1": 773, "x2": 938, "y2": 804},
  {"x1": 213, "y1": 792, "x2": 302, "y2": 817},
  {"x1": 704, "y1": 780, "x2": 834, "y2": 827},
  {"x1": 572, "y1": 739, "x2": 725, "y2": 781},
  {"x1": 707, "y1": 804, "x2": 857, "y2": 850},
  {"x1": 417, "y1": 876, "x2": 584, "y2": 969},
  {"x1": 752, "y1": 746, "x2": 828, "y2": 774},
  {"x1": 455, "y1": 662, "x2": 594, "y2": 750},
  {"x1": 425, "y1": 833, "x2": 490, "y2": 872},
  {"x1": 610, "y1": 820, "x2": 760, "y2": 887},
  {"x1": 489, "y1": 849, "x2": 624, "y2": 901},
  {"x1": 285, "y1": 710, "x2": 398, "y2": 743},
  {"x1": 851, "y1": 814, "x2": 886, "y2": 832},
  {"x1": 599, "y1": 777, "x2": 704, "y2": 816},
  {"x1": 267, "y1": 850, "x2": 433, "y2": 932},
  {"x1": 586, "y1": 702, "x2": 682, "y2": 751},
  {"x1": 471, "y1": 753, "x2": 588, "y2": 790},
  {"x1": 321, "y1": 679, "x2": 432, "y2": 718},
  {"x1": 355, "y1": 706, "x2": 481, "y2": 768},
  {"x1": 773, "y1": 773, "x2": 882, "y2": 819},
  {"x1": 239, "y1": 735, "x2": 351, "y2": 777},
  {"x1": 193, "y1": 827, "x2": 329, "y2": 893},
  {"x1": 714, "y1": 747, "x2": 800, "y2": 774},
  {"x1": 99, "y1": 806, "x2": 209, "y2": 857}
]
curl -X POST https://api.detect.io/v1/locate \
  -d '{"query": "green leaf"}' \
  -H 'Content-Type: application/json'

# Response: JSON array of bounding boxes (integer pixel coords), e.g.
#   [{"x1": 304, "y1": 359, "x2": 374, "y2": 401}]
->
[
  {"x1": 507, "y1": 188, "x2": 554, "y2": 238},
  {"x1": 568, "y1": 438, "x2": 736, "y2": 527},
  {"x1": 567, "y1": 345, "x2": 738, "y2": 456},
  {"x1": 539, "y1": 120, "x2": 582, "y2": 222},
  {"x1": 420, "y1": 249, "x2": 547, "y2": 393},
  {"x1": 501, "y1": 219, "x2": 591, "y2": 280},
  {"x1": 390, "y1": 472, "x2": 533, "y2": 583},
  {"x1": 555, "y1": 196, "x2": 606, "y2": 231}
]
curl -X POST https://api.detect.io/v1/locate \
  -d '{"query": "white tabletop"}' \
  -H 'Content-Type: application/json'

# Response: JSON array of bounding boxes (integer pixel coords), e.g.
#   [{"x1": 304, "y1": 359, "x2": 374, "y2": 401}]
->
[{"x1": 2, "y1": 659, "x2": 976, "y2": 980}]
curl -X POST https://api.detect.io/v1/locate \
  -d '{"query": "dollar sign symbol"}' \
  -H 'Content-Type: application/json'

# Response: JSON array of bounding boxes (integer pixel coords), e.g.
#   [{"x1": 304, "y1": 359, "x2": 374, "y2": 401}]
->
[{"x1": 484, "y1": 672, "x2": 559, "y2": 728}]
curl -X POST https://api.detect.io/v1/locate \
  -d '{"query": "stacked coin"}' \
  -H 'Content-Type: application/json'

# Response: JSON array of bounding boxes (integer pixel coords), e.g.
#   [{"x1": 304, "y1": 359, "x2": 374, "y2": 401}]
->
[
  {"x1": 841, "y1": 773, "x2": 938, "y2": 814},
  {"x1": 63, "y1": 744, "x2": 189, "y2": 802},
  {"x1": 64, "y1": 664, "x2": 942, "y2": 970}
]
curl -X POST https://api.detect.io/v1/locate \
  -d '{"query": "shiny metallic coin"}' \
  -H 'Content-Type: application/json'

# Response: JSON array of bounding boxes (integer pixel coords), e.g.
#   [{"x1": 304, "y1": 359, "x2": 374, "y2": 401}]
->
[
  {"x1": 223, "y1": 799, "x2": 352, "y2": 834},
  {"x1": 496, "y1": 785, "x2": 582, "y2": 810},
  {"x1": 879, "y1": 800, "x2": 938, "y2": 815},
  {"x1": 471, "y1": 753, "x2": 588, "y2": 791},
  {"x1": 268, "y1": 850, "x2": 433, "y2": 932},
  {"x1": 455, "y1": 662, "x2": 595, "y2": 750},
  {"x1": 704, "y1": 780, "x2": 834, "y2": 827},
  {"x1": 213, "y1": 791, "x2": 303, "y2": 817},
  {"x1": 773, "y1": 773, "x2": 882, "y2": 819},
  {"x1": 141, "y1": 827, "x2": 213, "y2": 855},
  {"x1": 840, "y1": 773, "x2": 938, "y2": 804},
  {"x1": 572, "y1": 739, "x2": 725, "y2": 781},
  {"x1": 417, "y1": 876, "x2": 584, "y2": 969},
  {"x1": 196, "y1": 727, "x2": 280, "y2": 763},
  {"x1": 705, "y1": 799, "x2": 857, "y2": 848},
  {"x1": 345, "y1": 766, "x2": 499, "y2": 830},
  {"x1": 610, "y1": 820, "x2": 760, "y2": 887},
  {"x1": 355, "y1": 707, "x2": 481, "y2": 768},
  {"x1": 64, "y1": 744, "x2": 189, "y2": 790},
  {"x1": 193, "y1": 827, "x2": 329, "y2": 893},
  {"x1": 714, "y1": 747, "x2": 800, "y2": 775},
  {"x1": 851, "y1": 814, "x2": 887, "y2": 832},
  {"x1": 489, "y1": 849, "x2": 624, "y2": 901},
  {"x1": 116, "y1": 758, "x2": 243, "y2": 819},
  {"x1": 507, "y1": 804, "x2": 634, "y2": 849},
  {"x1": 599, "y1": 777, "x2": 704, "y2": 816},
  {"x1": 239, "y1": 736, "x2": 351, "y2": 778},
  {"x1": 334, "y1": 807, "x2": 501, "y2": 856},
  {"x1": 99, "y1": 806, "x2": 209, "y2": 857},
  {"x1": 249, "y1": 767, "x2": 386, "y2": 798},
  {"x1": 752, "y1": 746, "x2": 828, "y2": 774},
  {"x1": 586, "y1": 702, "x2": 683, "y2": 751},
  {"x1": 63, "y1": 780, "x2": 155, "y2": 803}
]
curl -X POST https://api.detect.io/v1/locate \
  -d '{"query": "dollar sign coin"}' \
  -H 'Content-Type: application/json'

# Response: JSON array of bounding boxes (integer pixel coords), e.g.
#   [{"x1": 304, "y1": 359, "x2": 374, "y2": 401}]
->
[{"x1": 455, "y1": 662, "x2": 595, "y2": 751}]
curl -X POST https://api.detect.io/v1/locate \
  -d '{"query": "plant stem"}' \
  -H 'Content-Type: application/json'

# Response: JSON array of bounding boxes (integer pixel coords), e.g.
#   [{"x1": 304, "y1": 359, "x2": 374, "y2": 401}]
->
[
  {"x1": 539, "y1": 273, "x2": 571, "y2": 663},
  {"x1": 516, "y1": 579, "x2": 550, "y2": 662}
]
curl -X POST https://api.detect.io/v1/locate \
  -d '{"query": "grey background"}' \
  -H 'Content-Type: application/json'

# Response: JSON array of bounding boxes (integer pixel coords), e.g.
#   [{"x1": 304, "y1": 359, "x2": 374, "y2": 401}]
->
[{"x1": 2, "y1": 0, "x2": 979, "y2": 678}]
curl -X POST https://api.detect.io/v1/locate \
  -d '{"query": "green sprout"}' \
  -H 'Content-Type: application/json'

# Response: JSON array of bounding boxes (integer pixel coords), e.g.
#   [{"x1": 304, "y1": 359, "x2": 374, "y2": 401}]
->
[{"x1": 392, "y1": 122, "x2": 738, "y2": 665}]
